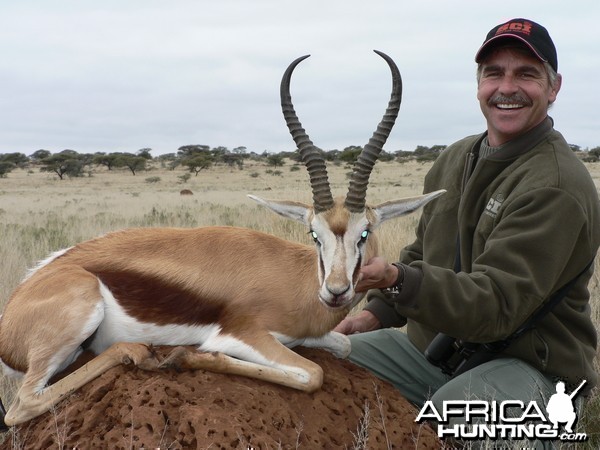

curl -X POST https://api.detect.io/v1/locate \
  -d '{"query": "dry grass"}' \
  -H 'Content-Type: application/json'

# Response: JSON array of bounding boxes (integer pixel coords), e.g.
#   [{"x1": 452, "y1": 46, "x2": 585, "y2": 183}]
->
[
  {"x1": 0, "y1": 159, "x2": 425, "y2": 302},
  {"x1": 0, "y1": 159, "x2": 599, "y2": 448}
]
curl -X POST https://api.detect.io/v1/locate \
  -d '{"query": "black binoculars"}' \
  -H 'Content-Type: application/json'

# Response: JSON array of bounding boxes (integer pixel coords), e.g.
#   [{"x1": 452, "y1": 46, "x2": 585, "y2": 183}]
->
[{"x1": 424, "y1": 333, "x2": 504, "y2": 377}]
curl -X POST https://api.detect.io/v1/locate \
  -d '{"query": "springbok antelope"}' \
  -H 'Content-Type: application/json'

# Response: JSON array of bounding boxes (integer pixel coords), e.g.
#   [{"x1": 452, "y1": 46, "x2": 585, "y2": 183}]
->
[{"x1": 0, "y1": 51, "x2": 444, "y2": 429}]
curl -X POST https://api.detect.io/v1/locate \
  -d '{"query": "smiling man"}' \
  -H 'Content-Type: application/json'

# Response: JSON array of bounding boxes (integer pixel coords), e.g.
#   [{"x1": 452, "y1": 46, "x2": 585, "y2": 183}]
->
[
  {"x1": 335, "y1": 18, "x2": 599, "y2": 449},
  {"x1": 475, "y1": 20, "x2": 562, "y2": 147}
]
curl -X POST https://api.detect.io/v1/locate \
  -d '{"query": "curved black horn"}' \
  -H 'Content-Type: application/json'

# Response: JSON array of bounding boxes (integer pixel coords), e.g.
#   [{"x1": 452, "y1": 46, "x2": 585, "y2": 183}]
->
[
  {"x1": 281, "y1": 55, "x2": 335, "y2": 214},
  {"x1": 345, "y1": 50, "x2": 402, "y2": 213}
]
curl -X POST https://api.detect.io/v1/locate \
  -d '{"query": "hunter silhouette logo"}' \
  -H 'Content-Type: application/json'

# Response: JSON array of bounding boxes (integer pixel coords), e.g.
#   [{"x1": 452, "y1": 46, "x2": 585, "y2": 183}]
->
[
  {"x1": 416, "y1": 380, "x2": 588, "y2": 443},
  {"x1": 546, "y1": 380, "x2": 586, "y2": 433}
]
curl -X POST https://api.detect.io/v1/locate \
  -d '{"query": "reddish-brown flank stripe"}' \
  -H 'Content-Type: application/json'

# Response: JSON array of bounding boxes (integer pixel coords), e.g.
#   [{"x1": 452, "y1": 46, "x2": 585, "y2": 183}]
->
[{"x1": 94, "y1": 270, "x2": 225, "y2": 326}]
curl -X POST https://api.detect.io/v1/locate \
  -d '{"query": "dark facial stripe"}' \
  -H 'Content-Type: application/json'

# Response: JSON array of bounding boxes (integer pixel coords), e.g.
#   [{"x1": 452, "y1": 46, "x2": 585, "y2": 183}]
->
[
  {"x1": 318, "y1": 252, "x2": 326, "y2": 283},
  {"x1": 353, "y1": 254, "x2": 362, "y2": 285}
]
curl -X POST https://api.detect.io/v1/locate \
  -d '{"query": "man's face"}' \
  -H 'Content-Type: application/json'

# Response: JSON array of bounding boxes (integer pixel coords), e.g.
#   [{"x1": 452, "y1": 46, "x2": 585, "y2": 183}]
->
[{"x1": 477, "y1": 47, "x2": 561, "y2": 146}]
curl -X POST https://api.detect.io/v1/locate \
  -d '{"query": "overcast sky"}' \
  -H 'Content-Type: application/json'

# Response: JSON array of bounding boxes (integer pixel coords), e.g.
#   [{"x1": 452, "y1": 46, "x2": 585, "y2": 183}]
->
[{"x1": 1, "y1": 1, "x2": 598, "y2": 156}]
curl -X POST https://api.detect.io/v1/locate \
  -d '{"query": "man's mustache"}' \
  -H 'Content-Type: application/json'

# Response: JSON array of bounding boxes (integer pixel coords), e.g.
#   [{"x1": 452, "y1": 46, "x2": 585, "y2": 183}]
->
[{"x1": 488, "y1": 94, "x2": 533, "y2": 107}]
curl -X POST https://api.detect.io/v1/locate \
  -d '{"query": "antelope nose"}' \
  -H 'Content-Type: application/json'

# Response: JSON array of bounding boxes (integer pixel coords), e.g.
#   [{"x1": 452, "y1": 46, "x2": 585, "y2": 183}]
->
[{"x1": 327, "y1": 284, "x2": 351, "y2": 298}]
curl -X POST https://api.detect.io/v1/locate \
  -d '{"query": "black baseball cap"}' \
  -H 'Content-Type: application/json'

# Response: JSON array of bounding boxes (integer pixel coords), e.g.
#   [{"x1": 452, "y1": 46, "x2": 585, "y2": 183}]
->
[{"x1": 475, "y1": 18, "x2": 558, "y2": 72}]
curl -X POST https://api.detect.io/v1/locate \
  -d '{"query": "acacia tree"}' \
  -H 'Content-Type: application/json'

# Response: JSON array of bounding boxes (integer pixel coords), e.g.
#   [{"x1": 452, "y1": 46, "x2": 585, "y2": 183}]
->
[
  {"x1": 0, "y1": 161, "x2": 15, "y2": 178},
  {"x1": 183, "y1": 154, "x2": 213, "y2": 176},
  {"x1": 210, "y1": 146, "x2": 229, "y2": 163},
  {"x1": 222, "y1": 153, "x2": 244, "y2": 170},
  {"x1": 40, "y1": 150, "x2": 84, "y2": 179},
  {"x1": 0, "y1": 152, "x2": 29, "y2": 168},
  {"x1": 137, "y1": 148, "x2": 153, "y2": 160},
  {"x1": 339, "y1": 146, "x2": 363, "y2": 164},
  {"x1": 177, "y1": 145, "x2": 210, "y2": 159},
  {"x1": 580, "y1": 147, "x2": 600, "y2": 162},
  {"x1": 117, "y1": 154, "x2": 147, "y2": 175},
  {"x1": 93, "y1": 153, "x2": 125, "y2": 170},
  {"x1": 266, "y1": 154, "x2": 285, "y2": 167},
  {"x1": 0, "y1": 152, "x2": 28, "y2": 177},
  {"x1": 30, "y1": 149, "x2": 51, "y2": 162}
]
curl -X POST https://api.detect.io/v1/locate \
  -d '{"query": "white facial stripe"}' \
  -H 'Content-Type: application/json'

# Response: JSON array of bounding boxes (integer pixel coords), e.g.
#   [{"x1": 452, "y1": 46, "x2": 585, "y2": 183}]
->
[
  {"x1": 344, "y1": 215, "x2": 370, "y2": 277},
  {"x1": 310, "y1": 213, "x2": 371, "y2": 304},
  {"x1": 310, "y1": 216, "x2": 335, "y2": 280}
]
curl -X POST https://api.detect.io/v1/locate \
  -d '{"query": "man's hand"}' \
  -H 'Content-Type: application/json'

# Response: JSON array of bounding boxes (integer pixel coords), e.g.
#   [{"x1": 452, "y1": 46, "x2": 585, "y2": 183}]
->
[
  {"x1": 334, "y1": 310, "x2": 382, "y2": 335},
  {"x1": 334, "y1": 257, "x2": 399, "y2": 335},
  {"x1": 355, "y1": 256, "x2": 399, "y2": 292}
]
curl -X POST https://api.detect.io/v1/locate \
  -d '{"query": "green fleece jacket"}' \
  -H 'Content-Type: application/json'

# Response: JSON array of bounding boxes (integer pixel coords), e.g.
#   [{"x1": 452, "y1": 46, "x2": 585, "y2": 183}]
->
[{"x1": 366, "y1": 117, "x2": 600, "y2": 391}]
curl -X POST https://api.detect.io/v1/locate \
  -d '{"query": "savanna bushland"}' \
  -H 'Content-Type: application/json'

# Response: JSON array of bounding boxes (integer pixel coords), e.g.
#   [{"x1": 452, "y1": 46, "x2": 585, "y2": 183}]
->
[{"x1": 0, "y1": 157, "x2": 598, "y2": 448}]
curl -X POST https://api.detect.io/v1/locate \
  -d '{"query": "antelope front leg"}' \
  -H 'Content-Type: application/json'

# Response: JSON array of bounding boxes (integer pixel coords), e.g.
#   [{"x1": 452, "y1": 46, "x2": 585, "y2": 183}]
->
[
  {"x1": 4, "y1": 342, "x2": 159, "y2": 427},
  {"x1": 276, "y1": 331, "x2": 351, "y2": 358},
  {"x1": 297, "y1": 331, "x2": 351, "y2": 358}
]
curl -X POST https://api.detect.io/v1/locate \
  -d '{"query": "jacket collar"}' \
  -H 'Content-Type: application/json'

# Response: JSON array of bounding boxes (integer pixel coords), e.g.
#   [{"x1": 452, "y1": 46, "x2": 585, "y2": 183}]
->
[
  {"x1": 461, "y1": 117, "x2": 554, "y2": 193},
  {"x1": 482, "y1": 116, "x2": 554, "y2": 162}
]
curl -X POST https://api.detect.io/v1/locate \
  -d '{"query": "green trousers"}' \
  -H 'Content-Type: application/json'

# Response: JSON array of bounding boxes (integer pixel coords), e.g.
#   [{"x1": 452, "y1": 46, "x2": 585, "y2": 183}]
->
[{"x1": 349, "y1": 329, "x2": 573, "y2": 450}]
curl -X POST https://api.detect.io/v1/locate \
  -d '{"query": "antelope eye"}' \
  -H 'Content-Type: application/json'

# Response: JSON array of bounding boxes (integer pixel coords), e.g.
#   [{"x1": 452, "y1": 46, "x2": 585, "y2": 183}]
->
[
  {"x1": 360, "y1": 230, "x2": 370, "y2": 242},
  {"x1": 310, "y1": 230, "x2": 319, "y2": 242}
]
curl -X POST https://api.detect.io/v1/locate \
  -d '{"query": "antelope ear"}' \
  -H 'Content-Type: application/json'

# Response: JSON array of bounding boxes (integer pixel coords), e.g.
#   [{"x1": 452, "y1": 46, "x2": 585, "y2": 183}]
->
[
  {"x1": 372, "y1": 189, "x2": 446, "y2": 224},
  {"x1": 248, "y1": 195, "x2": 312, "y2": 225}
]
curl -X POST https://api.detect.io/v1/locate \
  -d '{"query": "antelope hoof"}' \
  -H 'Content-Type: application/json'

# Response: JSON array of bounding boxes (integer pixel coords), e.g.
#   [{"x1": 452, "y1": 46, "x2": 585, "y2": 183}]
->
[
  {"x1": 158, "y1": 346, "x2": 191, "y2": 370},
  {"x1": 117, "y1": 343, "x2": 160, "y2": 370},
  {"x1": 328, "y1": 332, "x2": 351, "y2": 359}
]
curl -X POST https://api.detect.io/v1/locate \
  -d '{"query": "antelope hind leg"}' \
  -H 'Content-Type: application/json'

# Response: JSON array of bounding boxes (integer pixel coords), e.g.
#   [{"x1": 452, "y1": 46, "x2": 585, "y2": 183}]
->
[
  {"x1": 162, "y1": 332, "x2": 325, "y2": 392},
  {"x1": 3, "y1": 342, "x2": 159, "y2": 427},
  {"x1": 159, "y1": 347, "x2": 320, "y2": 391}
]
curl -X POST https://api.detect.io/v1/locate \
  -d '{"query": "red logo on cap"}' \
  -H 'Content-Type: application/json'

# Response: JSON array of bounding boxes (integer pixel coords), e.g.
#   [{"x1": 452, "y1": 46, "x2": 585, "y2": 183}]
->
[{"x1": 496, "y1": 21, "x2": 533, "y2": 36}]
